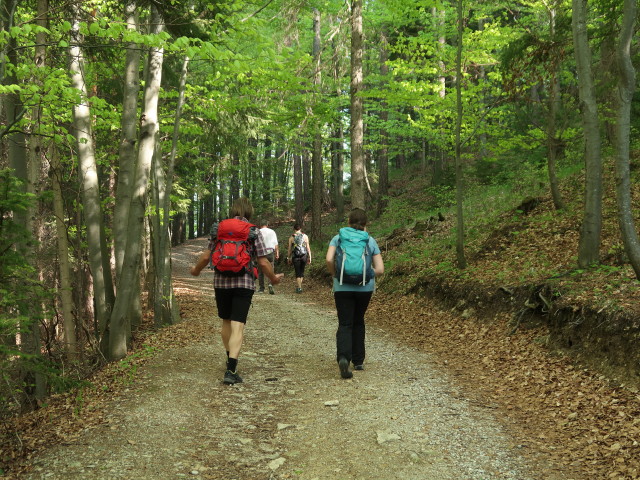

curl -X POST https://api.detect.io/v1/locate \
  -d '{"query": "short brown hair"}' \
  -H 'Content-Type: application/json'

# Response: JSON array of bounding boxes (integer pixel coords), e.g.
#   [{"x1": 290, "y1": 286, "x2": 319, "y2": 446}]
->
[
  {"x1": 348, "y1": 208, "x2": 367, "y2": 230},
  {"x1": 230, "y1": 197, "x2": 254, "y2": 220}
]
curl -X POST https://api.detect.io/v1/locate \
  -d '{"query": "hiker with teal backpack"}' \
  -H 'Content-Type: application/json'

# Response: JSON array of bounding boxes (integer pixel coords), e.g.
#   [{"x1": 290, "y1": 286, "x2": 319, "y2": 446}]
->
[
  {"x1": 191, "y1": 197, "x2": 284, "y2": 385},
  {"x1": 325, "y1": 209, "x2": 384, "y2": 379},
  {"x1": 287, "y1": 224, "x2": 311, "y2": 293}
]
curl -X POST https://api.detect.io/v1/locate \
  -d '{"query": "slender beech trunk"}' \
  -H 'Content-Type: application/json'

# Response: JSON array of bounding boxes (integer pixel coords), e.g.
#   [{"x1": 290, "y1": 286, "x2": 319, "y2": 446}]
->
[
  {"x1": 311, "y1": 8, "x2": 323, "y2": 240},
  {"x1": 432, "y1": 6, "x2": 446, "y2": 185},
  {"x1": 350, "y1": 0, "x2": 365, "y2": 210},
  {"x1": 2, "y1": 0, "x2": 46, "y2": 399},
  {"x1": 230, "y1": 152, "x2": 240, "y2": 202},
  {"x1": 454, "y1": 0, "x2": 466, "y2": 269},
  {"x1": 613, "y1": 0, "x2": 640, "y2": 278},
  {"x1": 294, "y1": 149, "x2": 304, "y2": 225},
  {"x1": 263, "y1": 138, "x2": 272, "y2": 206},
  {"x1": 547, "y1": 5, "x2": 565, "y2": 210},
  {"x1": 52, "y1": 151, "x2": 77, "y2": 360},
  {"x1": 153, "y1": 55, "x2": 188, "y2": 327},
  {"x1": 331, "y1": 29, "x2": 345, "y2": 221},
  {"x1": 572, "y1": 0, "x2": 603, "y2": 268},
  {"x1": 377, "y1": 29, "x2": 389, "y2": 217},
  {"x1": 70, "y1": 3, "x2": 114, "y2": 352},
  {"x1": 109, "y1": 6, "x2": 164, "y2": 360},
  {"x1": 114, "y1": 0, "x2": 141, "y2": 283}
]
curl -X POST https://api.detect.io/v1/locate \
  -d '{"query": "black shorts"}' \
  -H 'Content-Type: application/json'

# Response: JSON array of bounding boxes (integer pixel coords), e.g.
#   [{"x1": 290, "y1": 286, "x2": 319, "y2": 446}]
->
[{"x1": 214, "y1": 288, "x2": 254, "y2": 324}]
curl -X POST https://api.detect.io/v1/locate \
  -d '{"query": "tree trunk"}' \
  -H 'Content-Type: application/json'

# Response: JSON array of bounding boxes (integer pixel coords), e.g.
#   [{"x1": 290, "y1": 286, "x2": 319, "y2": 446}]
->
[
  {"x1": 311, "y1": 8, "x2": 323, "y2": 241},
  {"x1": 109, "y1": 6, "x2": 165, "y2": 361},
  {"x1": 333, "y1": 124, "x2": 345, "y2": 222},
  {"x1": 302, "y1": 148, "x2": 311, "y2": 209},
  {"x1": 572, "y1": 0, "x2": 603, "y2": 268},
  {"x1": 263, "y1": 137, "x2": 272, "y2": 206},
  {"x1": 350, "y1": 0, "x2": 365, "y2": 211},
  {"x1": 377, "y1": 29, "x2": 389, "y2": 217},
  {"x1": 613, "y1": 0, "x2": 640, "y2": 278},
  {"x1": 114, "y1": 0, "x2": 141, "y2": 284},
  {"x1": 454, "y1": 0, "x2": 466, "y2": 269},
  {"x1": 546, "y1": 5, "x2": 566, "y2": 210},
  {"x1": 330, "y1": 29, "x2": 345, "y2": 221},
  {"x1": 153, "y1": 55, "x2": 188, "y2": 327},
  {"x1": 70, "y1": 3, "x2": 114, "y2": 353},
  {"x1": 52, "y1": 150, "x2": 77, "y2": 360},
  {"x1": 294, "y1": 149, "x2": 304, "y2": 225},
  {"x1": 230, "y1": 152, "x2": 240, "y2": 202}
]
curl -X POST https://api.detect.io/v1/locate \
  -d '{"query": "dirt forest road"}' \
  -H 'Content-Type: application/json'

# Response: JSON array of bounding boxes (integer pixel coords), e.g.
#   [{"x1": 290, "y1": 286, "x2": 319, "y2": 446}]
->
[{"x1": 21, "y1": 237, "x2": 563, "y2": 480}]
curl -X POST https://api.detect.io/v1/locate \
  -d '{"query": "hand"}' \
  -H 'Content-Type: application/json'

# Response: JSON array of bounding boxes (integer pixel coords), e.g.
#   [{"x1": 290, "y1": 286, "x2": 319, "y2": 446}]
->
[{"x1": 271, "y1": 273, "x2": 284, "y2": 285}]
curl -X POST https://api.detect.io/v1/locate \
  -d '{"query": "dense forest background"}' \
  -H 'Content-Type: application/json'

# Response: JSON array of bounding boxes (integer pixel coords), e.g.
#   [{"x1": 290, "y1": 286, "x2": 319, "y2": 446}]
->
[{"x1": 1, "y1": 0, "x2": 639, "y2": 428}]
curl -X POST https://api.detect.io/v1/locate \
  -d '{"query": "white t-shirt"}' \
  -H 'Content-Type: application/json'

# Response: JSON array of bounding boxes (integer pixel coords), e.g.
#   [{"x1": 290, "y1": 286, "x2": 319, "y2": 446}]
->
[{"x1": 260, "y1": 227, "x2": 278, "y2": 251}]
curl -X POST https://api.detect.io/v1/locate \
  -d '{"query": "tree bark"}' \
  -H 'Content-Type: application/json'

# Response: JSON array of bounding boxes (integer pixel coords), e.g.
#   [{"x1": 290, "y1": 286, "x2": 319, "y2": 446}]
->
[
  {"x1": 153, "y1": 55, "x2": 188, "y2": 327},
  {"x1": 311, "y1": 8, "x2": 323, "y2": 241},
  {"x1": 330, "y1": 27, "x2": 345, "y2": 221},
  {"x1": 613, "y1": 0, "x2": 640, "y2": 278},
  {"x1": 454, "y1": 0, "x2": 466, "y2": 269},
  {"x1": 114, "y1": 0, "x2": 141, "y2": 284},
  {"x1": 350, "y1": 0, "x2": 365, "y2": 210},
  {"x1": 572, "y1": 0, "x2": 603, "y2": 268},
  {"x1": 546, "y1": 4, "x2": 566, "y2": 210},
  {"x1": 377, "y1": 29, "x2": 389, "y2": 217},
  {"x1": 70, "y1": 2, "x2": 114, "y2": 353},
  {"x1": 52, "y1": 150, "x2": 77, "y2": 360},
  {"x1": 294, "y1": 149, "x2": 304, "y2": 225},
  {"x1": 109, "y1": 6, "x2": 165, "y2": 361}
]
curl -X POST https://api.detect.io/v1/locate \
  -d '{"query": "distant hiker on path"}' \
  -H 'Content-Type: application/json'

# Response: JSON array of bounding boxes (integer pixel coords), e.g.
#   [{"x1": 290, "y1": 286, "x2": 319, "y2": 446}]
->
[
  {"x1": 287, "y1": 224, "x2": 311, "y2": 293},
  {"x1": 258, "y1": 219, "x2": 279, "y2": 294},
  {"x1": 325, "y1": 209, "x2": 384, "y2": 379},
  {"x1": 190, "y1": 197, "x2": 284, "y2": 385}
]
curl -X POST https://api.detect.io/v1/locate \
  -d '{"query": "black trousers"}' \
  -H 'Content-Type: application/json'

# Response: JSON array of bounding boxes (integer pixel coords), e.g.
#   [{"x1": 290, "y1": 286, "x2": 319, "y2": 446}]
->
[{"x1": 334, "y1": 290, "x2": 373, "y2": 365}]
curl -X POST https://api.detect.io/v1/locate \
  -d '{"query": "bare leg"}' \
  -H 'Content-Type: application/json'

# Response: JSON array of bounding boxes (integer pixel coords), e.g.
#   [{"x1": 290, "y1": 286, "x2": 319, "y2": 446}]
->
[
  {"x1": 228, "y1": 320, "x2": 245, "y2": 359},
  {"x1": 221, "y1": 319, "x2": 231, "y2": 352}
]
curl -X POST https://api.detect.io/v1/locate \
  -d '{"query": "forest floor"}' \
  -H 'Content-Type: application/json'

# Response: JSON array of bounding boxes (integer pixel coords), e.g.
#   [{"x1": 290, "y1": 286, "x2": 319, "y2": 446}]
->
[{"x1": 3, "y1": 236, "x2": 640, "y2": 479}]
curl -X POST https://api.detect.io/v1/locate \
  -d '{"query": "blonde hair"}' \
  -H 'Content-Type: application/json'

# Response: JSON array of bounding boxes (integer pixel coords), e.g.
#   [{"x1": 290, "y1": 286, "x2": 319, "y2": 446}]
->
[{"x1": 230, "y1": 197, "x2": 254, "y2": 220}]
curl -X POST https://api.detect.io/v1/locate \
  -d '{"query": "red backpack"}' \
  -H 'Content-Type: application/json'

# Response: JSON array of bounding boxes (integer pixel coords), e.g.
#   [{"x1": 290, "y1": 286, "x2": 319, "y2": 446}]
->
[{"x1": 210, "y1": 218, "x2": 258, "y2": 277}]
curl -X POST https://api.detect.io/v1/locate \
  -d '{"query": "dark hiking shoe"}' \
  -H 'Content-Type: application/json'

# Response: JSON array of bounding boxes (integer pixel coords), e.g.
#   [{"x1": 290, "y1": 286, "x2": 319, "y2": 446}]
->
[
  {"x1": 268, "y1": 285, "x2": 274, "y2": 295},
  {"x1": 353, "y1": 364, "x2": 364, "y2": 371},
  {"x1": 338, "y1": 357, "x2": 352, "y2": 379},
  {"x1": 296, "y1": 287, "x2": 302, "y2": 294},
  {"x1": 223, "y1": 370, "x2": 243, "y2": 385},
  {"x1": 257, "y1": 288, "x2": 265, "y2": 293}
]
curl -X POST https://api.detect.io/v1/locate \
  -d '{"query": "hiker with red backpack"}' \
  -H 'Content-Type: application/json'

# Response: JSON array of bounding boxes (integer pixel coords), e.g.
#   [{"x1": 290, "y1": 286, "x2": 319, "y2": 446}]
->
[
  {"x1": 287, "y1": 224, "x2": 311, "y2": 293},
  {"x1": 190, "y1": 197, "x2": 284, "y2": 385},
  {"x1": 325, "y1": 209, "x2": 384, "y2": 379}
]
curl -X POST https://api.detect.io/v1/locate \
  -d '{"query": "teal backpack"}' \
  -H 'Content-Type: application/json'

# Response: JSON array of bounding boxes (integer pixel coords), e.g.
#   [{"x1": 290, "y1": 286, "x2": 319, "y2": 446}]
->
[{"x1": 334, "y1": 227, "x2": 375, "y2": 285}]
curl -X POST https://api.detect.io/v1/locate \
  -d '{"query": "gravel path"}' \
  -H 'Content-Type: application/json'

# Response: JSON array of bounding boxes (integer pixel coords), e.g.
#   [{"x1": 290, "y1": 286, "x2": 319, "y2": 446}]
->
[{"x1": 21, "y1": 237, "x2": 552, "y2": 480}]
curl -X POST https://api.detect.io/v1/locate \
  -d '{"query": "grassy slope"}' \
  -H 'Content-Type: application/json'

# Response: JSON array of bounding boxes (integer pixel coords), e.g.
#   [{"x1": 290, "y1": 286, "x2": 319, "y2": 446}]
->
[{"x1": 308, "y1": 157, "x2": 640, "y2": 389}]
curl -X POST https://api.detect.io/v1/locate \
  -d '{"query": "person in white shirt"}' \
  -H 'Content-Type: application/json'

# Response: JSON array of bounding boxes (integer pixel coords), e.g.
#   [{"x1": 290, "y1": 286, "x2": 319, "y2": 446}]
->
[{"x1": 258, "y1": 219, "x2": 279, "y2": 294}]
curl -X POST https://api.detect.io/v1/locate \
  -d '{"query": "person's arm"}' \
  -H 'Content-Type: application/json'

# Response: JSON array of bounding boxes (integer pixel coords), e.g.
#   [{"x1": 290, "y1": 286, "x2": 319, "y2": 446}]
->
[
  {"x1": 325, "y1": 245, "x2": 336, "y2": 277},
  {"x1": 274, "y1": 237, "x2": 280, "y2": 260},
  {"x1": 305, "y1": 235, "x2": 311, "y2": 264},
  {"x1": 257, "y1": 256, "x2": 284, "y2": 284},
  {"x1": 372, "y1": 253, "x2": 384, "y2": 277},
  {"x1": 191, "y1": 250, "x2": 212, "y2": 276}
]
